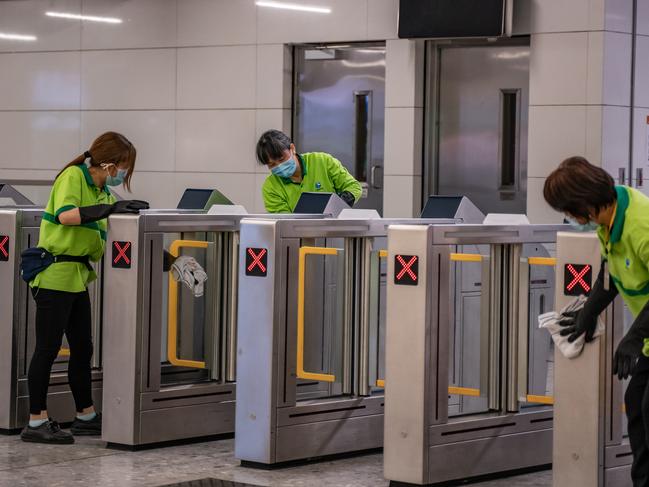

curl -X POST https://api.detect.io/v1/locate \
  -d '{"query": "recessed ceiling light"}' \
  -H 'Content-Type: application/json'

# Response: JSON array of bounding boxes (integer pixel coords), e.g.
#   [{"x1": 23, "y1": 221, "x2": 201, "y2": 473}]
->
[
  {"x1": 256, "y1": 1, "x2": 331, "y2": 14},
  {"x1": 0, "y1": 32, "x2": 37, "y2": 41},
  {"x1": 45, "y1": 11, "x2": 123, "y2": 24}
]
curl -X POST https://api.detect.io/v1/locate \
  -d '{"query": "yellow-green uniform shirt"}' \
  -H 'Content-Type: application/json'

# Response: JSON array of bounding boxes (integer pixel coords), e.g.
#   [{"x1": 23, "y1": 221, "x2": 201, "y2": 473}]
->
[
  {"x1": 596, "y1": 186, "x2": 649, "y2": 356},
  {"x1": 262, "y1": 152, "x2": 363, "y2": 213},
  {"x1": 31, "y1": 164, "x2": 115, "y2": 293}
]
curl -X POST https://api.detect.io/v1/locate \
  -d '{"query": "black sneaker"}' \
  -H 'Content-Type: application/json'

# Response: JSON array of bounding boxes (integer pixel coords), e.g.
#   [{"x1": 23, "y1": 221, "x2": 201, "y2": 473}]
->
[
  {"x1": 70, "y1": 412, "x2": 101, "y2": 436},
  {"x1": 21, "y1": 419, "x2": 74, "y2": 444}
]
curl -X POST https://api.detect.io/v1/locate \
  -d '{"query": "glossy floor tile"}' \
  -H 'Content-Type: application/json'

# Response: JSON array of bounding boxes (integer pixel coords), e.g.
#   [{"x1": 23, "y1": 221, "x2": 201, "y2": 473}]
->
[{"x1": 0, "y1": 433, "x2": 552, "y2": 487}]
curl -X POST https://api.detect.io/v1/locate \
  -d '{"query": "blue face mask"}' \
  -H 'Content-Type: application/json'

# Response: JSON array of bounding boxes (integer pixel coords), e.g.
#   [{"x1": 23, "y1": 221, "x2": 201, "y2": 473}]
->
[
  {"x1": 103, "y1": 163, "x2": 127, "y2": 187},
  {"x1": 566, "y1": 216, "x2": 599, "y2": 232},
  {"x1": 271, "y1": 156, "x2": 297, "y2": 179}
]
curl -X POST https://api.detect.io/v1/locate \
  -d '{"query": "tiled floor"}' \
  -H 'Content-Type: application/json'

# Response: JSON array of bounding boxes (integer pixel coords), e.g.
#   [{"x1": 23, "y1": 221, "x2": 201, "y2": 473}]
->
[{"x1": 0, "y1": 433, "x2": 552, "y2": 487}]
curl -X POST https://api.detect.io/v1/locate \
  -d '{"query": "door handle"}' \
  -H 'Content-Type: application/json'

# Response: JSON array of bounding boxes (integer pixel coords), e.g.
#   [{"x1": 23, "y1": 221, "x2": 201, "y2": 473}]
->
[
  {"x1": 297, "y1": 246, "x2": 340, "y2": 382},
  {"x1": 167, "y1": 239, "x2": 210, "y2": 369},
  {"x1": 370, "y1": 165, "x2": 383, "y2": 189}
]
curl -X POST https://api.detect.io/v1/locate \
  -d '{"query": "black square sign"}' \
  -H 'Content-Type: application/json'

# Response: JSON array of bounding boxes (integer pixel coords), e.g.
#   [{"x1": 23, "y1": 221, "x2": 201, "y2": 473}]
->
[
  {"x1": 112, "y1": 241, "x2": 132, "y2": 269},
  {"x1": 394, "y1": 254, "x2": 418, "y2": 286},
  {"x1": 0, "y1": 235, "x2": 8, "y2": 262},
  {"x1": 564, "y1": 263, "x2": 592, "y2": 296},
  {"x1": 245, "y1": 247, "x2": 267, "y2": 277}
]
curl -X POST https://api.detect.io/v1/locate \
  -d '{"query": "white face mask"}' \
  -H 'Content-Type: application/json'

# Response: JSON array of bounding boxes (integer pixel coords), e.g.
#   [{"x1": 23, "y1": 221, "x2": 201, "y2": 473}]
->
[
  {"x1": 101, "y1": 163, "x2": 127, "y2": 186},
  {"x1": 565, "y1": 215, "x2": 599, "y2": 232}
]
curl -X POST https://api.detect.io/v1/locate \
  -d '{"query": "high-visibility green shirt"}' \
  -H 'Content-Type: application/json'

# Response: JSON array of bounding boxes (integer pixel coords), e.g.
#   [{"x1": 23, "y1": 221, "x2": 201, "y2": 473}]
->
[
  {"x1": 596, "y1": 186, "x2": 649, "y2": 355},
  {"x1": 262, "y1": 152, "x2": 363, "y2": 213},
  {"x1": 31, "y1": 164, "x2": 115, "y2": 292}
]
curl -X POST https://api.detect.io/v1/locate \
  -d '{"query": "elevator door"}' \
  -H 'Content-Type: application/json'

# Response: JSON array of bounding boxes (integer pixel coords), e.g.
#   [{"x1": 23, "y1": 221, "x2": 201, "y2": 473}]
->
[
  {"x1": 436, "y1": 44, "x2": 529, "y2": 214},
  {"x1": 294, "y1": 45, "x2": 385, "y2": 214}
]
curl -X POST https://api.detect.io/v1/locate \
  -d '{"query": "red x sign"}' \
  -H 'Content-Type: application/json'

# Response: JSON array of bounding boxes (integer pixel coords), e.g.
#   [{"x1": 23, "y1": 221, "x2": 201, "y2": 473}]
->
[
  {"x1": 112, "y1": 241, "x2": 132, "y2": 269},
  {"x1": 564, "y1": 263, "x2": 592, "y2": 296},
  {"x1": 394, "y1": 254, "x2": 418, "y2": 286},
  {"x1": 0, "y1": 235, "x2": 8, "y2": 262},
  {"x1": 246, "y1": 247, "x2": 267, "y2": 277}
]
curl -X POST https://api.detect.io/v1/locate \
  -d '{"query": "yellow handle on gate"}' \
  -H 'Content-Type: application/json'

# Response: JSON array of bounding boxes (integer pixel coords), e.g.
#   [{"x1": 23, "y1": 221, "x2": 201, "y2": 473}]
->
[
  {"x1": 525, "y1": 394, "x2": 555, "y2": 405},
  {"x1": 375, "y1": 379, "x2": 481, "y2": 397},
  {"x1": 375, "y1": 251, "x2": 388, "y2": 387},
  {"x1": 58, "y1": 348, "x2": 70, "y2": 357},
  {"x1": 528, "y1": 257, "x2": 557, "y2": 266},
  {"x1": 297, "y1": 246, "x2": 339, "y2": 382},
  {"x1": 526, "y1": 257, "x2": 556, "y2": 405},
  {"x1": 167, "y1": 239, "x2": 209, "y2": 369},
  {"x1": 450, "y1": 253, "x2": 483, "y2": 262},
  {"x1": 448, "y1": 386, "x2": 481, "y2": 397}
]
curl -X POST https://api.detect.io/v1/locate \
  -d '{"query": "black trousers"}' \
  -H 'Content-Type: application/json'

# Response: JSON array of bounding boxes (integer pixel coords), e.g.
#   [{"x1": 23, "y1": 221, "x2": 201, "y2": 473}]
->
[
  {"x1": 626, "y1": 355, "x2": 649, "y2": 487},
  {"x1": 27, "y1": 288, "x2": 94, "y2": 415}
]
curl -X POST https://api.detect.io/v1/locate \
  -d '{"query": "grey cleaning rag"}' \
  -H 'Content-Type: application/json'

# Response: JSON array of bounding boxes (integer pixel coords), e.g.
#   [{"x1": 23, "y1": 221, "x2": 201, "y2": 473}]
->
[
  {"x1": 171, "y1": 255, "x2": 208, "y2": 298},
  {"x1": 538, "y1": 295, "x2": 605, "y2": 359}
]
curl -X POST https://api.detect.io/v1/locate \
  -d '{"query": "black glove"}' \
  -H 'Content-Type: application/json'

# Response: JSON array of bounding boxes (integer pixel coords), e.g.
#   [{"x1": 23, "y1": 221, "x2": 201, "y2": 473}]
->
[
  {"x1": 78, "y1": 200, "x2": 150, "y2": 224},
  {"x1": 613, "y1": 300, "x2": 649, "y2": 380},
  {"x1": 338, "y1": 191, "x2": 356, "y2": 207},
  {"x1": 113, "y1": 200, "x2": 149, "y2": 214},
  {"x1": 559, "y1": 263, "x2": 618, "y2": 343}
]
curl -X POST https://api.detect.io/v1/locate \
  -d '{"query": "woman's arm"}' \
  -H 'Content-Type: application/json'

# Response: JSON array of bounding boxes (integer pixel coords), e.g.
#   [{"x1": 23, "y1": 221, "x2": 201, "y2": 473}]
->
[
  {"x1": 58, "y1": 201, "x2": 149, "y2": 226},
  {"x1": 57, "y1": 208, "x2": 82, "y2": 226}
]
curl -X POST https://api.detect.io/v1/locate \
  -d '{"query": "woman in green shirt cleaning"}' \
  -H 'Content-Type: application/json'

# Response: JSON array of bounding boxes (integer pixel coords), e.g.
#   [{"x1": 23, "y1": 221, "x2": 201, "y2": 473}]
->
[
  {"x1": 544, "y1": 156, "x2": 649, "y2": 486},
  {"x1": 256, "y1": 130, "x2": 362, "y2": 213},
  {"x1": 21, "y1": 132, "x2": 148, "y2": 444}
]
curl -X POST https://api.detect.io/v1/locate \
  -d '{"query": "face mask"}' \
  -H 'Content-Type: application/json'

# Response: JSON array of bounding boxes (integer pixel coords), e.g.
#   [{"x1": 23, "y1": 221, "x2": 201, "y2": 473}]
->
[
  {"x1": 271, "y1": 156, "x2": 297, "y2": 178},
  {"x1": 102, "y1": 163, "x2": 127, "y2": 187},
  {"x1": 566, "y1": 216, "x2": 599, "y2": 232}
]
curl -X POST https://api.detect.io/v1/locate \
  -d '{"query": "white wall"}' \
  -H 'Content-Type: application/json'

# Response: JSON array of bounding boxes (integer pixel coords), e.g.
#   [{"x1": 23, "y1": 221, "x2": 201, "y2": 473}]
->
[
  {"x1": 526, "y1": 0, "x2": 638, "y2": 222},
  {"x1": 0, "y1": 0, "x2": 408, "y2": 213},
  {"x1": 2, "y1": 0, "x2": 643, "y2": 218}
]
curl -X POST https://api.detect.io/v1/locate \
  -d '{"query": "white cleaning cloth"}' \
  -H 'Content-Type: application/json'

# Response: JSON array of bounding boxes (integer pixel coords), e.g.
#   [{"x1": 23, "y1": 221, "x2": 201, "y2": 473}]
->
[
  {"x1": 538, "y1": 295, "x2": 605, "y2": 359},
  {"x1": 170, "y1": 255, "x2": 208, "y2": 298}
]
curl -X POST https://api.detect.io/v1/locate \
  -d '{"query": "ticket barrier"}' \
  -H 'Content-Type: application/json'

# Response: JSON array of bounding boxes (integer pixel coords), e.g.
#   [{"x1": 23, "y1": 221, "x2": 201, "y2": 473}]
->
[
  {"x1": 552, "y1": 232, "x2": 630, "y2": 486},
  {"x1": 233, "y1": 216, "x2": 472, "y2": 466},
  {"x1": 383, "y1": 223, "x2": 565, "y2": 485},
  {"x1": 101, "y1": 209, "x2": 322, "y2": 447},
  {"x1": 0, "y1": 206, "x2": 103, "y2": 431}
]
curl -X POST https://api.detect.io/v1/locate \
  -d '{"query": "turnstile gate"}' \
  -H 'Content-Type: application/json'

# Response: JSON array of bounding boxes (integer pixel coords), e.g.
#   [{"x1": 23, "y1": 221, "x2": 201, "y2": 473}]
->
[
  {"x1": 383, "y1": 223, "x2": 565, "y2": 485},
  {"x1": 0, "y1": 208, "x2": 103, "y2": 431},
  {"x1": 234, "y1": 217, "x2": 457, "y2": 465},
  {"x1": 102, "y1": 211, "x2": 241, "y2": 446},
  {"x1": 101, "y1": 211, "x2": 321, "y2": 447},
  {"x1": 553, "y1": 232, "x2": 630, "y2": 486}
]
